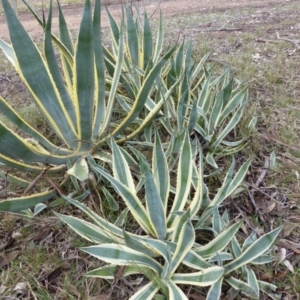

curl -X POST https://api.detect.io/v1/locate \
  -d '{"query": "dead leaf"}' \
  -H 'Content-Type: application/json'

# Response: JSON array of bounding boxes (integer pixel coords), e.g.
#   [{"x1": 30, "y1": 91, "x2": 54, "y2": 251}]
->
[
  {"x1": 283, "y1": 222, "x2": 298, "y2": 237},
  {"x1": 278, "y1": 239, "x2": 300, "y2": 254},
  {"x1": 0, "y1": 251, "x2": 19, "y2": 269},
  {"x1": 0, "y1": 237, "x2": 15, "y2": 251},
  {"x1": 13, "y1": 282, "x2": 28, "y2": 292},
  {"x1": 188, "y1": 294, "x2": 206, "y2": 300},
  {"x1": 0, "y1": 284, "x2": 7, "y2": 294},
  {"x1": 27, "y1": 225, "x2": 52, "y2": 242}
]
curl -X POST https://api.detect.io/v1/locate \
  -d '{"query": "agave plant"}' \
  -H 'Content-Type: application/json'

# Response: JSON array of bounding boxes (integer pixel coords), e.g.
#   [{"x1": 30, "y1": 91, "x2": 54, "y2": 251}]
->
[
  {"x1": 94, "y1": 7, "x2": 256, "y2": 168},
  {"x1": 56, "y1": 131, "x2": 281, "y2": 299},
  {"x1": 164, "y1": 46, "x2": 257, "y2": 168},
  {"x1": 0, "y1": 0, "x2": 175, "y2": 212}
]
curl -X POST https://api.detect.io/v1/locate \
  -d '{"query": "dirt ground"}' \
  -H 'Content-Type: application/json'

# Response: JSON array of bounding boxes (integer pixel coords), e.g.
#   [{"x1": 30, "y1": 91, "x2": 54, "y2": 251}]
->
[{"x1": 0, "y1": 0, "x2": 294, "y2": 41}]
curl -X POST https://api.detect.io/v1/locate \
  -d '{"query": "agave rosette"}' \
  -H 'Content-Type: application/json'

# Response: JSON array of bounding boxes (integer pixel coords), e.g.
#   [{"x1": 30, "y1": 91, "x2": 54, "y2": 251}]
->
[
  {"x1": 0, "y1": 0, "x2": 175, "y2": 211},
  {"x1": 56, "y1": 131, "x2": 280, "y2": 299}
]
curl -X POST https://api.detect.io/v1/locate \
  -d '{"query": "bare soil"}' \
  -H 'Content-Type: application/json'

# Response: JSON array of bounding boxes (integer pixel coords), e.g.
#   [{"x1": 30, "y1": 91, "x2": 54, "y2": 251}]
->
[{"x1": 0, "y1": 0, "x2": 293, "y2": 41}]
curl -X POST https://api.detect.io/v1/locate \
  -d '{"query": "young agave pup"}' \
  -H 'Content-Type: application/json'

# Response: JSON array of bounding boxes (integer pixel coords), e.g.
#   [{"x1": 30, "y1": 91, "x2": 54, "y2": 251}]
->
[{"x1": 56, "y1": 132, "x2": 281, "y2": 299}]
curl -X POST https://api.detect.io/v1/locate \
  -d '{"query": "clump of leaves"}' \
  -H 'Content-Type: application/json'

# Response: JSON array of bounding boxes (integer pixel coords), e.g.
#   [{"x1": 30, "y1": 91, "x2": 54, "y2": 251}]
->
[
  {"x1": 56, "y1": 131, "x2": 281, "y2": 299},
  {"x1": 0, "y1": 0, "x2": 174, "y2": 212}
]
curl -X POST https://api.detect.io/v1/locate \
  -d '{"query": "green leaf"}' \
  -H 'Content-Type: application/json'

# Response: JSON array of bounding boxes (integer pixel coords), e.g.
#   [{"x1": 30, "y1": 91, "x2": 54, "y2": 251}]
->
[
  {"x1": 88, "y1": 155, "x2": 153, "y2": 235},
  {"x1": 167, "y1": 281, "x2": 188, "y2": 300},
  {"x1": 168, "y1": 132, "x2": 192, "y2": 226},
  {"x1": 92, "y1": 0, "x2": 106, "y2": 139},
  {"x1": 209, "y1": 158, "x2": 251, "y2": 208},
  {"x1": 0, "y1": 189, "x2": 55, "y2": 212},
  {"x1": 80, "y1": 244, "x2": 163, "y2": 275},
  {"x1": 152, "y1": 132, "x2": 170, "y2": 211},
  {"x1": 85, "y1": 264, "x2": 148, "y2": 279},
  {"x1": 195, "y1": 222, "x2": 242, "y2": 259},
  {"x1": 55, "y1": 213, "x2": 120, "y2": 244},
  {"x1": 143, "y1": 162, "x2": 167, "y2": 239},
  {"x1": 74, "y1": 0, "x2": 95, "y2": 144},
  {"x1": 2, "y1": 0, "x2": 77, "y2": 144},
  {"x1": 170, "y1": 216, "x2": 195, "y2": 275},
  {"x1": 172, "y1": 266, "x2": 224, "y2": 287},
  {"x1": 224, "y1": 226, "x2": 282, "y2": 274},
  {"x1": 101, "y1": 186, "x2": 119, "y2": 211},
  {"x1": 111, "y1": 139, "x2": 135, "y2": 191},
  {"x1": 206, "y1": 277, "x2": 223, "y2": 300},
  {"x1": 226, "y1": 276, "x2": 258, "y2": 298},
  {"x1": 130, "y1": 282, "x2": 160, "y2": 300},
  {"x1": 67, "y1": 157, "x2": 88, "y2": 181}
]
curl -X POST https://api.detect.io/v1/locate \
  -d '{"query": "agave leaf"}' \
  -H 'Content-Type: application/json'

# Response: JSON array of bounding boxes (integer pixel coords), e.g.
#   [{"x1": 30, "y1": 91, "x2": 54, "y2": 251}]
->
[
  {"x1": 168, "y1": 132, "x2": 192, "y2": 226},
  {"x1": 130, "y1": 282, "x2": 160, "y2": 300},
  {"x1": 2, "y1": 0, "x2": 77, "y2": 145},
  {"x1": 80, "y1": 244, "x2": 163, "y2": 275},
  {"x1": 85, "y1": 264, "x2": 149, "y2": 279},
  {"x1": 0, "y1": 189, "x2": 56, "y2": 212},
  {"x1": 152, "y1": 132, "x2": 170, "y2": 211},
  {"x1": 110, "y1": 46, "x2": 175, "y2": 137},
  {"x1": 257, "y1": 280, "x2": 279, "y2": 300},
  {"x1": 92, "y1": 0, "x2": 106, "y2": 139},
  {"x1": 242, "y1": 231, "x2": 257, "y2": 250},
  {"x1": 74, "y1": 0, "x2": 95, "y2": 145},
  {"x1": 180, "y1": 248, "x2": 212, "y2": 270},
  {"x1": 98, "y1": 22, "x2": 124, "y2": 141},
  {"x1": 111, "y1": 140, "x2": 135, "y2": 191},
  {"x1": 167, "y1": 280, "x2": 188, "y2": 300},
  {"x1": 0, "y1": 39, "x2": 15, "y2": 65},
  {"x1": 211, "y1": 104, "x2": 245, "y2": 150},
  {"x1": 206, "y1": 277, "x2": 223, "y2": 300},
  {"x1": 0, "y1": 97, "x2": 72, "y2": 155},
  {"x1": 44, "y1": 0, "x2": 77, "y2": 133},
  {"x1": 153, "y1": 12, "x2": 163, "y2": 64},
  {"x1": 139, "y1": 156, "x2": 166, "y2": 240},
  {"x1": 21, "y1": 0, "x2": 73, "y2": 66},
  {"x1": 101, "y1": 186, "x2": 119, "y2": 211},
  {"x1": 172, "y1": 266, "x2": 224, "y2": 287},
  {"x1": 209, "y1": 158, "x2": 251, "y2": 208},
  {"x1": 55, "y1": 213, "x2": 121, "y2": 244},
  {"x1": 142, "y1": 12, "x2": 153, "y2": 69},
  {"x1": 226, "y1": 276, "x2": 258, "y2": 298},
  {"x1": 60, "y1": 192, "x2": 126, "y2": 239},
  {"x1": 224, "y1": 226, "x2": 282, "y2": 274},
  {"x1": 251, "y1": 255, "x2": 276, "y2": 265},
  {"x1": 195, "y1": 222, "x2": 242, "y2": 259},
  {"x1": 124, "y1": 231, "x2": 158, "y2": 258},
  {"x1": 219, "y1": 88, "x2": 247, "y2": 124},
  {"x1": 0, "y1": 170, "x2": 30, "y2": 188},
  {"x1": 66, "y1": 157, "x2": 88, "y2": 181},
  {"x1": 170, "y1": 216, "x2": 195, "y2": 275},
  {"x1": 125, "y1": 5, "x2": 139, "y2": 67},
  {"x1": 88, "y1": 155, "x2": 153, "y2": 235},
  {"x1": 0, "y1": 152, "x2": 66, "y2": 173},
  {"x1": 247, "y1": 268, "x2": 259, "y2": 297},
  {"x1": 191, "y1": 51, "x2": 211, "y2": 88},
  {"x1": 55, "y1": 0, "x2": 75, "y2": 86}
]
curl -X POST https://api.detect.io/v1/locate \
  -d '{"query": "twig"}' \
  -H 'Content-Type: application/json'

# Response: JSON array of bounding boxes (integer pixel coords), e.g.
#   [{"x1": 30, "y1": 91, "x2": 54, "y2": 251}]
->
[
  {"x1": 276, "y1": 30, "x2": 300, "y2": 50},
  {"x1": 208, "y1": 58, "x2": 236, "y2": 74},
  {"x1": 255, "y1": 157, "x2": 269, "y2": 187},
  {"x1": 149, "y1": 0, "x2": 162, "y2": 20},
  {"x1": 247, "y1": 157, "x2": 271, "y2": 230},
  {"x1": 256, "y1": 38, "x2": 282, "y2": 44},
  {"x1": 248, "y1": 186, "x2": 267, "y2": 230},
  {"x1": 231, "y1": 200, "x2": 261, "y2": 235},
  {"x1": 193, "y1": 28, "x2": 243, "y2": 32}
]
